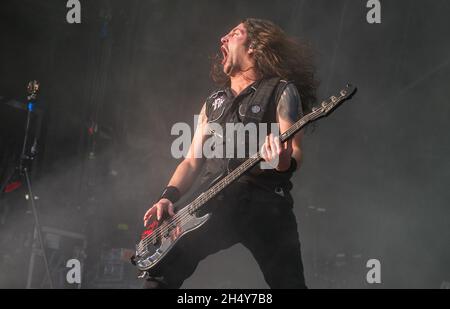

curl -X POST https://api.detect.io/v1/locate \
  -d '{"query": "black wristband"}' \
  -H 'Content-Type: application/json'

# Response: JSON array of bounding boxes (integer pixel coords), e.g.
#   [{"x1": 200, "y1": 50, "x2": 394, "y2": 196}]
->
[
  {"x1": 276, "y1": 157, "x2": 297, "y2": 174},
  {"x1": 159, "y1": 186, "x2": 181, "y2": 204}
]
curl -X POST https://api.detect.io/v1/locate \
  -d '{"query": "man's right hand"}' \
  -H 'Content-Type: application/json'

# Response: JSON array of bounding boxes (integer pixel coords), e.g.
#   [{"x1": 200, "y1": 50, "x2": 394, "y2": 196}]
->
[{"x1": 143, "y1": 198, "x2": 175, "y2": 227}]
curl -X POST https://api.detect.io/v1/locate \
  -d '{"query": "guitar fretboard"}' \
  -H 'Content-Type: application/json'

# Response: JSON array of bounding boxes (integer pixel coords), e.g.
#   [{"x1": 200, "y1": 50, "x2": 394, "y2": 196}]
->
[
  {"x1": 185, "y1": 86, "x2": 353, "y2": 215},
  {"x1": 186, "y1": 105, "x2": 325, "y2": 215}
]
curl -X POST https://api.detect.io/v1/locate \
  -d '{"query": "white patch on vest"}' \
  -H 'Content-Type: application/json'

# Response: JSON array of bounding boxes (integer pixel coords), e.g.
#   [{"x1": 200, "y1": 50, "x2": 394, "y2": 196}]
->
[
  {"x1": 212, "y1": 96, "x2": 225, "y2": 111},
  {"x1": 251, "y1": 105, "x2": 261, "y2": 114}
]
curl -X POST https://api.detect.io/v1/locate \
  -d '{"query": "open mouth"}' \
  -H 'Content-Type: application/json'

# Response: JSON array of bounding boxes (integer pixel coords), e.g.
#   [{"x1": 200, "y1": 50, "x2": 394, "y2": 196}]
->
[{"x1": 221, "y1": 46, "x2": 228, "y2": 65}]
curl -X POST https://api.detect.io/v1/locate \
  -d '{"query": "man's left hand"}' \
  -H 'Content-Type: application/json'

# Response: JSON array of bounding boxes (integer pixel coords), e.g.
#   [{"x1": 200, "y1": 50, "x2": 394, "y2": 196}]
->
[{"x1": 260, "y1": 133, "x2": 293, "y2": 171}]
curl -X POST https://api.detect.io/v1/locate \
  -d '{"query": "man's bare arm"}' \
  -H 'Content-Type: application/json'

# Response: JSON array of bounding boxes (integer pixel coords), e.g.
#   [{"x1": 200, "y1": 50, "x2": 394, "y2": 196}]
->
[
  {"x1": 276, "y1": 84, "x2": 304, "y2": 170},
  {"x1": 144, "y1": 103, "x2": 207, "y2": 224},
  {"x1": 166, "y1": 103, "x2": 208, "y2": 195}
]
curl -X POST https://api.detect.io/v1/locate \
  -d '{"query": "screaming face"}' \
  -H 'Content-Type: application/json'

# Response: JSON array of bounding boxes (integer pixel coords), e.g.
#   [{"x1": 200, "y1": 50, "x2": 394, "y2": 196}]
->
[{"x1": 220, "y1": 23, "x2": 253, "y2": 76}]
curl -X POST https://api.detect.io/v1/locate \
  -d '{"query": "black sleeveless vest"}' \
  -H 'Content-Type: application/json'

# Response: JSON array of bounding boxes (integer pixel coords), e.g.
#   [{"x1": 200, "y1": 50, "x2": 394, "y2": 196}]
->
[{"x1": 202, "y1": 77, "x2": 296, "y2": 192}]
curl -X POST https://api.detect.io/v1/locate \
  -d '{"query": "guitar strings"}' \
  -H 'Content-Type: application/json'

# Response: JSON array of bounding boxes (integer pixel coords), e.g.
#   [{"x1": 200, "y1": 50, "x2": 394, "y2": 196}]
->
[
  {"x1": 138, "y1": 123, "x2": 297, "y2": 250},
  {"x1": 138, "y1": 155, "x2": 259, "y2": 250},
  {"x1": 137, "y1": 108, "x2": 323, "y2": 251},
  {"x1": 137, "y1": 108, "x2": 322, "y2": 251},
  {"x1": 138, "y1": 154, "x2": 260, "y2": 251},
  {"x1": 136, "y1": 92, "x2": 348, "y2": 252}
]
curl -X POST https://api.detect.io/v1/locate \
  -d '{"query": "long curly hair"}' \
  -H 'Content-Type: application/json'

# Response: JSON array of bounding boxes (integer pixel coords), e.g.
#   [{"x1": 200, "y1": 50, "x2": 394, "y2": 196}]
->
[{"x1": 211, "y1": 18, "x2": 319, "y2": 114}]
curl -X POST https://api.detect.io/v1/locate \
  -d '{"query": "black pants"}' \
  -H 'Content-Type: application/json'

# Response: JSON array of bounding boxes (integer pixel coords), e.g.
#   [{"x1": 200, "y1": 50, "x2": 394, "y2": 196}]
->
[{"x1": 143, "y1": 182, "x2": 306, "y2": 289}]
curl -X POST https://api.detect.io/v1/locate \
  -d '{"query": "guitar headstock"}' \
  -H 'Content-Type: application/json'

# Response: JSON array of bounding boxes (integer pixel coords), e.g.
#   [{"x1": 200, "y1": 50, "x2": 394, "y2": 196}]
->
[{"x1": 310, "y1": 84, "x2": 357, "y2": 119}]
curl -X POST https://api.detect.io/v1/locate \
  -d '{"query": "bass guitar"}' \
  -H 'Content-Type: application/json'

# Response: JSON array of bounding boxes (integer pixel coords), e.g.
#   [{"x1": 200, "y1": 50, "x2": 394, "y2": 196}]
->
[{"x1": 131, "y1": 84, "x2": 357, "y2": 277}]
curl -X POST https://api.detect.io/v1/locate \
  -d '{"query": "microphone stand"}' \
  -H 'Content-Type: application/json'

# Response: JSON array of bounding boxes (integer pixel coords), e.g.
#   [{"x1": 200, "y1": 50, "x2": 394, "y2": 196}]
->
[{"x1": 19, "y1": 81, "x2": 54, "y2": 289}]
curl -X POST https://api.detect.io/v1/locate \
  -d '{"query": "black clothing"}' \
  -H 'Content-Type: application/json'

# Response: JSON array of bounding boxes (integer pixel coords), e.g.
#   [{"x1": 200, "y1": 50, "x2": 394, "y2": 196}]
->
[
  {"x1": 144, "y1": 78, "x2": 307, "y2": 288},
  {"x1": 144, "y1": 182, "x2": 306, "y2": 289},
  {"x1": 202, "y1": 78, "x2": 299, "y2": 195}
]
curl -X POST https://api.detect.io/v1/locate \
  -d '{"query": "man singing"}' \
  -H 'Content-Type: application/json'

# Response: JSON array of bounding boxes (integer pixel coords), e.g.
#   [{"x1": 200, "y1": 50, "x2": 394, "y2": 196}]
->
[{"x1": 142, "y1": 18, "x2": 318, "y2": 289}]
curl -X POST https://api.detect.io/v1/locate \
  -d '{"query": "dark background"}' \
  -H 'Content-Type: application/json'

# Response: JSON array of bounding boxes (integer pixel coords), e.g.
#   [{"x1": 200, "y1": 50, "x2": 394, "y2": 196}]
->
[{"x1": 0, "y1": 0, "x2": 449, "y2": 288}]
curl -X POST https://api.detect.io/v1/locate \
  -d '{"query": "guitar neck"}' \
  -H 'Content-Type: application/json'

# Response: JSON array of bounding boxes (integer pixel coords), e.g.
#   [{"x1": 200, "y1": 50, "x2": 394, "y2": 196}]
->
[
  {"x1": 186, "y1": 83, "x2": 356, "y2": 214},
  {"x1": 187, "y1": 113, "x2": 312, "y2": 215}
]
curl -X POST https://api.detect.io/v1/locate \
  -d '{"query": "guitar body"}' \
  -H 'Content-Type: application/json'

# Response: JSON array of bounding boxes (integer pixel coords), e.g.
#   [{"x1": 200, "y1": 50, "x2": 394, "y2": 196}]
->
[
  {"x1": 131, "y1": 208, "x2": 211, "y2": 274},
  {"x1": 131, "y1": 173, "x2": 224, "y2": 275}
]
